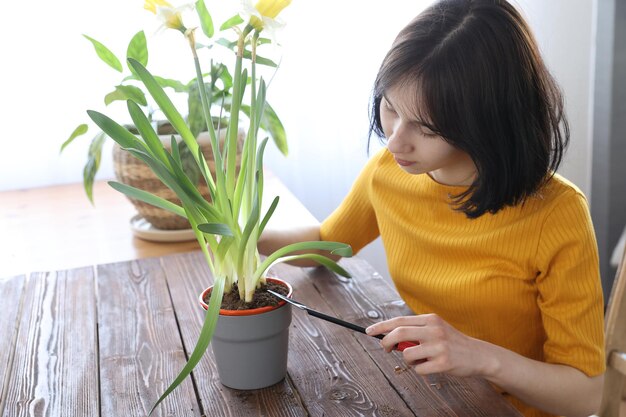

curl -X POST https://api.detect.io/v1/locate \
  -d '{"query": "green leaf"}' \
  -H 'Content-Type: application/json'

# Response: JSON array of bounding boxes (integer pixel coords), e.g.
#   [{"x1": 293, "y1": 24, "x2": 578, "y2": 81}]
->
[
  {"x1": 171, "y1": 135, "x2": 181, "y2": 166},
  {"x1": 60, "y1": 124, "x2": 88, "y2": 153},
  {"x1": 273, "y1": 254, "x2": 352, "y2": 278},
  {"x1": 162, "y1": 150, "x2": 216, "y2": 213},
  {"x1": 254, "y1": 241, "x2": 353, "y2": 283},
  {"x1": 217, "y1": 64, "x2": 234, "y2": 91},
  {"x1": 104, "y1": 85, "x2": 148, "y2": 106},
  {"x1": 83, "y1": 132, "x2": 107, "y2": 204},
  {"x1": 262, "y1": 102, "x2": 288, "y2": 156},
  {"x1": 240, "y1": 100, "x2": 287, "y2": 156},
  {"x1": 220, "y1": 14, "x2": 244, "y2": 31},
  {"x1": 215, "y1": 236, "x2": 235, "y2": 261},
  {"x1": 154, "y1": 76, "x2": 188, "y2": 93},
  {"x1": 127, "y1": 31, "x2": 148, "y2": 74},
  {"x1": 126, "y1": 100, "x2": 170, "y2": 165},
  {"x1": 197, "y1": 223, "x2": 233, "y2": 236},
  {"x1": 216, "y1": 37, "x2": 237, "y2": 51},
  {"x1": 196, "y1": 145, "x2": 216, "y2": 199},
  {"x1": 195, "y1": 0, "x2": 214, "y2": 38},
  {"x1": 125, "y1": 147, "x2": 216, "y2": 221},
  {"x1": 87, "y1": 110, "x2": 149, "y2": 151},
  {"x1": 259, "y1": 196, "x2": 279, "y2": 235},
  {"x1": 188, "y1": 82, "x2": 207, "y2": 139},
  {"x1": 179, "y1": 140, "x2": 202, "y2": 185},
  {"x1": 150, "y1": 277, "x2": 224, "y2": 415},
  {"x1": 127, "y1": 59, "x2": 199, "y2": 158},
  {"x1": 242, "y1": 50, "x2": 277, "y2": 67},
  {"x1": 83, "y1": 34, "x2": 122, "y2": 72},
  {"x1": 108, "y1": 181, "x2": 186, "y2": 217}
]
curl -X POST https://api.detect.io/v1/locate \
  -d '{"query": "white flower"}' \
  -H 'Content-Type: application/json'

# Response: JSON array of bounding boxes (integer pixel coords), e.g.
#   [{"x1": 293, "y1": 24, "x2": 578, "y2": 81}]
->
[
  {"x1": 144, "y1": 0, "x2": 194, "y2": 33},
  {"x1": 240, "y1": 0, "x2": 289, "y2": 35}
]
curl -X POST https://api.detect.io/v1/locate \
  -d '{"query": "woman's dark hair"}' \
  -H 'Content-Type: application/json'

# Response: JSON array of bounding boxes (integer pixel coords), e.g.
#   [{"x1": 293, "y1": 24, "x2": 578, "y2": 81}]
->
[{"x1": 369, "y1": 0, "x2": 569, "y2": 218}]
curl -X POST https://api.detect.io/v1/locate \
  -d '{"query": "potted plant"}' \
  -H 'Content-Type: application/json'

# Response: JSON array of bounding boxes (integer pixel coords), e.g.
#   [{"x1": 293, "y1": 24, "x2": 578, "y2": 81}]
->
[
  {"x1": 86, "y1": 0, "x2": 353, "y2": 413},
  {"x1": 61, "y1": 18, "x2": 287, "y2": 231}
]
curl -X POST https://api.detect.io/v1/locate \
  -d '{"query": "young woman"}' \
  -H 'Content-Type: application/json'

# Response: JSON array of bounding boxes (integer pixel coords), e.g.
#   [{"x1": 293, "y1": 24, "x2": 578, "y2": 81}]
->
[{"x1": 259, "y1": 1, "x2": 605, "y2": 416}]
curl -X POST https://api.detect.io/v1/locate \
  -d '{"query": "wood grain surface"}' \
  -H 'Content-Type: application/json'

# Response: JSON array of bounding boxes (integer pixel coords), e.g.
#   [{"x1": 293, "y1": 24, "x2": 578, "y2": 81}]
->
[
  {"x1": 1, "y1": 269, "x2": 98, "y2": 417},
  {"x1": 97, "y1": 258, "x2": 200, "y2": 417},
  {"x1": 0, "y1": 251, "x2": 523, "y2": 417}
]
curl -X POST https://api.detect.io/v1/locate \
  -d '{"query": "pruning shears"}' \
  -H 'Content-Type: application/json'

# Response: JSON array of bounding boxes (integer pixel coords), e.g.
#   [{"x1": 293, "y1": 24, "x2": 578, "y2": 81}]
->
[{"x1": 267, "y1": 289, "x2": 418, "y2": 352}]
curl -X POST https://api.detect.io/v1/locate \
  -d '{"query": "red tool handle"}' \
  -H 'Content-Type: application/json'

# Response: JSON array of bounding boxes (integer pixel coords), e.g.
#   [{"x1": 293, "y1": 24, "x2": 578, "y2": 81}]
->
[{"x1": 395, "y1": 341, "x2": 419, "y2": 352}]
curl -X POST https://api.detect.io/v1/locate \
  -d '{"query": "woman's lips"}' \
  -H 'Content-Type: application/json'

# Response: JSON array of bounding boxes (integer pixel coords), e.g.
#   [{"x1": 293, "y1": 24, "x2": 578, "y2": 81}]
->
[{"x1": 394, "y1": 157, "x2": 415, "y2": 167}]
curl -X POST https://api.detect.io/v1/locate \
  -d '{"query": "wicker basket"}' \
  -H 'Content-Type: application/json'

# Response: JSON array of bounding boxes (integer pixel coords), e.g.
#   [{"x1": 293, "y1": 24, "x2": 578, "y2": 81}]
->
[{"x1": 113, "y1": 129, "x2": 244, "y2": 230}]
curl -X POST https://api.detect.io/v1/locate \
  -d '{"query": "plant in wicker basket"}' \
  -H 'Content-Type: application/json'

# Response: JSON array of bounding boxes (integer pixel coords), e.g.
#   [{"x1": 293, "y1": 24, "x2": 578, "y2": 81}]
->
[
  {"x1": 61, "y1": 13, "x2": 287, "y2": 231},
  {"x1": 86, "y1": 0, "x2": 353, "y2": 413},
  {"x1": 113, "y1": 124, "x2": 244, "y2": 229}
]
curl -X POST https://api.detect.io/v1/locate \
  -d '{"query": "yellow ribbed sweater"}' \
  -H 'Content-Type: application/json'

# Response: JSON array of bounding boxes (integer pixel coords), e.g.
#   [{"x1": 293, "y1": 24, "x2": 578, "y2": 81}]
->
[{"x1": 320, "y1": 149, "x2": 605, "y2": 417}]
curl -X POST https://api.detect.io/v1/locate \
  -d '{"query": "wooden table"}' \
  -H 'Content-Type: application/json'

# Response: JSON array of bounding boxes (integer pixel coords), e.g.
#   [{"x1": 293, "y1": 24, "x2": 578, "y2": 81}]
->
[
  {"x1": 0, "y1": 174, "x2": 318, "y2": 279},
  {"x1": 0, "y1": 179, "x2": 522, "y2": 416},
  {"x1": 0, "y1": 253, "x2": 521, "y2": 417}
]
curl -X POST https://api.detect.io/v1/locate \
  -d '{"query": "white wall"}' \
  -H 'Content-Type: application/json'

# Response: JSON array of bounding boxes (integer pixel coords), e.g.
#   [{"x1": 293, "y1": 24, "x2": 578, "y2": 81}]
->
[{"x1": 1, "y1": 0, "x2": 597, "y2": 280}]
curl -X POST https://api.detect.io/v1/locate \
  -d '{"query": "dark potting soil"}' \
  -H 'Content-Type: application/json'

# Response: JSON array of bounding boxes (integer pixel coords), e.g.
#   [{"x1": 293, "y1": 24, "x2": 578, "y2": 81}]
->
[{"x1": 204, "y1": 280, "x2": 290, "y2": 310}]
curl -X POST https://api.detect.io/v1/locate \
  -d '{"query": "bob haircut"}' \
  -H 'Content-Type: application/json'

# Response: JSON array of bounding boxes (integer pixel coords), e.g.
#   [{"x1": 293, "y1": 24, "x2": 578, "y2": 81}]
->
[{"x1": 369, "y1": 0, "x2": 569, "y2": 218}]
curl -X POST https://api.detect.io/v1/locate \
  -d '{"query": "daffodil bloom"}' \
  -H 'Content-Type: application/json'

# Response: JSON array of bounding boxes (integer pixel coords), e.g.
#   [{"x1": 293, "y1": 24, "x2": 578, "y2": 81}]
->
[
  {"x1": 144, "y1": 0, "x2": 190, "y2": 33},
  {"x1": 248, "y1": 0, "x2": 292, "y2": 31}
]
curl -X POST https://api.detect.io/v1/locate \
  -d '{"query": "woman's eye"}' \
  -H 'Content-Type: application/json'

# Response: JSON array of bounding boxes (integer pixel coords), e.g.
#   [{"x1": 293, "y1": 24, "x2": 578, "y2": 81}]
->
[
  {"x1": 419, "y1": 126, "x2": 437, "y2": 137},
  {"x1": 383, "y1": 100, "x2": 396, "y2": 113}
]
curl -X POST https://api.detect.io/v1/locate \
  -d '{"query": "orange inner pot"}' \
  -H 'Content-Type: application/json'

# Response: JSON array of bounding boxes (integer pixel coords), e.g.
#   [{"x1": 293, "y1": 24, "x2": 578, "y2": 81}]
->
[{"x1": 199, "y1": 277, "x2": 293, "y2": 316}]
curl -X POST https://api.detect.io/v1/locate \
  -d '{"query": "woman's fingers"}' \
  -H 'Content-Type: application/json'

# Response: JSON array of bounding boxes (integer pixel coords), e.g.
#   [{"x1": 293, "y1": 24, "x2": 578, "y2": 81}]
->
[{"x1": 365, "y1": 314, "x2": 435, "y2": 336}]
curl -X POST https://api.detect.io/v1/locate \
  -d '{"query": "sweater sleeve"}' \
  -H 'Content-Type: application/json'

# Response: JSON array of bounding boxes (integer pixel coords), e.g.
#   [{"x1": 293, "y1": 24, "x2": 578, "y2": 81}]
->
[
  {"x1": 535, "y1": 191, "x2": 605, "y2": 376},
  {"x1": 320, "y1": 150, "x2": 383, "y2": 254}
]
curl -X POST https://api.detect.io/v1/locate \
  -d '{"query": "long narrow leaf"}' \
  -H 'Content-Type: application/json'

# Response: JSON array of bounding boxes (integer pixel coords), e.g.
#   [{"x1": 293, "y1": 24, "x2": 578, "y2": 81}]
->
[
  {"x1": 127, "y1": 59, "x2": 200, "y2": 160},
  {"x1": 215, "y1": 236, "x2": 235, "y2": 263},
  {"x1": 253, "y1": 137, "x2": 270, "y2": 218},
  {"x1": 268, "y1": 254, "x2": 351, "y2": 278},
  {"x1": 196, "y1": 146, "x2": 216, "y2": 199},
  {"x1": 232, "y1": 138, "x2": 250, "y2": 222},
  {"x1": 164, "y1": 151, "x2": 216, "y2": 213},
  {"x1": 258, "y1": 196, "x2": 279, "y2": 235},
  {"x1": 171, "y1": 136, "x2": 182, "y2": 167},
  {"x1": 83, "y1": 132, "x2": 107, "y2": 203},
  {"x1": 149, "y1": 276, "x2": 224, "y2": 415},
  {"x1": 87, "y1": 110, "x2": 149, "y2": 152},
  {"x1": 197, "y1": 222, "x2": 233, "y2": 236},
  {"x1": 242, "y1": 50, "x2": 277, "y2": 67},
  {"x1": 237, "y1": 188, "x2": 260, "y2": 269},
  {"x1": 262, "y1": 102, "x2": 288, "y2": 156},
  {"x1": 123, "y1": 148, "x2": 201, "y2": 214},
  {"x1": 127, "y1": 100, "x2": 171, "y2": 166},
  {"x1": 225, "y1": 62, "x2": 246, "y2": 196},
  {"x1": 108, "y1": 181, "x2": 186, "y2": 217},
  {"x1": 254, "y1": 241, "x2": 353, "y2": 284}
]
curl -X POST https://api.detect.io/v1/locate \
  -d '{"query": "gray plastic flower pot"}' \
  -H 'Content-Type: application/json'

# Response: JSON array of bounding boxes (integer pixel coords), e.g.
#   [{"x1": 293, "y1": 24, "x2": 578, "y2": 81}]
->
[{"x1": 199, "y1": 277, "x2": 293, "y2": 390}]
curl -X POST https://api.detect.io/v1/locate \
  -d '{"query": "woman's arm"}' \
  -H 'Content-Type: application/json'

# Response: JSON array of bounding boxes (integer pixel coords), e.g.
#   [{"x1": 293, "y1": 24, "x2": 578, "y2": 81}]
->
[
  {"x1": 366, "y1": 314, "x2": 604, "y2": 417},
  {"x1": 258, "y1": 224, "x2": 341, "y2": 267}
]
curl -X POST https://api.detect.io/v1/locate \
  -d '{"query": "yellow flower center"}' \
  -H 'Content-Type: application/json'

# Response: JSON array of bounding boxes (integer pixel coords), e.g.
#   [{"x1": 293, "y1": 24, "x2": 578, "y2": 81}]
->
[{"x1": 250, "y1": 0, "x2": 292, "y2": 30}]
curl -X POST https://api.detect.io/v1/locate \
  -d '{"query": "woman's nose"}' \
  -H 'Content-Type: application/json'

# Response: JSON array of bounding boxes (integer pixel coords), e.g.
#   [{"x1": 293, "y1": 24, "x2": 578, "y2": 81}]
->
[{"x1": 387, "y1": 122, "x2": 413, "y2": 154}]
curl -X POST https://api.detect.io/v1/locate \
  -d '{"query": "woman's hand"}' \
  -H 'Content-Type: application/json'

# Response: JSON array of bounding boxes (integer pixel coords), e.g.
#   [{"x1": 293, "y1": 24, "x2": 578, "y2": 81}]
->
[
  {"x1": 365, "y1": 314, "x2": 495, "y2": 378},
  {"x1": 367, "y1": 314, "x2": 603, "y2": 416}
]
